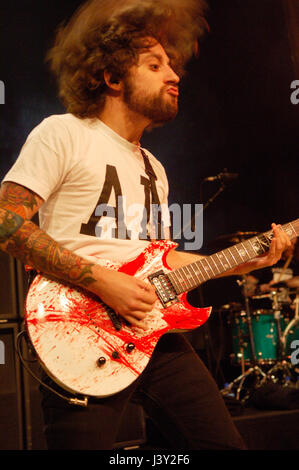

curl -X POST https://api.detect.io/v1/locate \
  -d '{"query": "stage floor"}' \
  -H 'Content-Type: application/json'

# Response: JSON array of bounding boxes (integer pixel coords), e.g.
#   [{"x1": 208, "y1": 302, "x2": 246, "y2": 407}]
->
[
  {"x1": 115, "y1": 403, "x2": 299, "y2": 451},
  {"x1": 232, "y1": 407, "x2": 299, "y2": 450}
]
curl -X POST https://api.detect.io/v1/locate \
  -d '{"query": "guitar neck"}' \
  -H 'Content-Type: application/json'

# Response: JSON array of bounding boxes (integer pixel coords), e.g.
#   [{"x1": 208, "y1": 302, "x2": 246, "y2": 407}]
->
[{"x1": 167, "y1": 218, "x2": 299, "y2": 295}]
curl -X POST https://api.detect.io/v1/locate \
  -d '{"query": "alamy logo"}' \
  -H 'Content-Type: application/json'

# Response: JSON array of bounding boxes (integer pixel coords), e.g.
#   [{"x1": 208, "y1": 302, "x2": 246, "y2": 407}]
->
[
  {"x1": 0, "y1": 340, "x2": 4, "y2": 365},
  {"x1": 94, "y1": 198, "x2": 203, "y2": 251},
  {"x1": 0, "y1": 81, "x2": 4, "y2": 104},
  {"x1": 290, "y1": 340, "x2": 299, "y2": 366},
  {"x1": 290, "y1": 80, "x2": 299, "y2": 105}
]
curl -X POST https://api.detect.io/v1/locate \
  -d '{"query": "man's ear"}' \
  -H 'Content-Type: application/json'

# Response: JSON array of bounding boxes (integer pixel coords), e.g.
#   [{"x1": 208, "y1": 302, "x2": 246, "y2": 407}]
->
[{"x1": 103, "y1": 70, "x2": 122, "y2": 91}]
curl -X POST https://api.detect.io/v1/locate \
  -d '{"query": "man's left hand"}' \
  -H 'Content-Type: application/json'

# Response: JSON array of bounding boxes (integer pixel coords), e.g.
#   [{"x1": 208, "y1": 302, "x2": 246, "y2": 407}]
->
[{"x1": 233, "y1": 223, "x2": 292, "y2": 275}]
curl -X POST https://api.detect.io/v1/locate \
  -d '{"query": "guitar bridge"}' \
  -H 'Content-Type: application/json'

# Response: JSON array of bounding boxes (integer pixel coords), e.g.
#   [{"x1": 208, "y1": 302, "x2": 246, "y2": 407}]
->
[{"x1": 148, "y1": 270, "x2": 178, "y2": 308}]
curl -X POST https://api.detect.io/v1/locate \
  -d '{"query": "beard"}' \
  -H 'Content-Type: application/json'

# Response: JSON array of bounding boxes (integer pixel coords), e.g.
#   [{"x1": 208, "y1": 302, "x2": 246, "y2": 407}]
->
[{"x1": 123, "y1": 76, "x2": 178, "y2": 126}]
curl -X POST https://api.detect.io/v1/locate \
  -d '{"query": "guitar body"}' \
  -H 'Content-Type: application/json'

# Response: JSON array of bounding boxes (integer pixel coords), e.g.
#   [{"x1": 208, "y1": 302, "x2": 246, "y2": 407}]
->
[{"x1": 25, "y1": 240, "x2": 212, "y2": 398}]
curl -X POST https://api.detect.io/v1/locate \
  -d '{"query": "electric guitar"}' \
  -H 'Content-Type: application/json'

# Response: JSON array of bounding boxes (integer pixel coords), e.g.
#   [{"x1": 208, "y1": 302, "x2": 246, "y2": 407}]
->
[{"x1": 25, "y1": 219, "x2": 298, "y2": 398}]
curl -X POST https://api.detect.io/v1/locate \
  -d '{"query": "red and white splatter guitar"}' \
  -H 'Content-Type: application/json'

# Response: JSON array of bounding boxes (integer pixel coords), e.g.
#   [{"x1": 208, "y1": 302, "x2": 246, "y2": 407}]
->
[{"x1": 25, "y1": 219, "x2": 298, "y2": 398}]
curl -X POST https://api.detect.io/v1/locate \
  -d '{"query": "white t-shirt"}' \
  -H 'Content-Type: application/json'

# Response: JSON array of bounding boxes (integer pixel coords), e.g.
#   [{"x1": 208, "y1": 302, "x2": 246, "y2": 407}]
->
[{"x1": 2, "y1": 114, "x2": 171, "y2": 262}]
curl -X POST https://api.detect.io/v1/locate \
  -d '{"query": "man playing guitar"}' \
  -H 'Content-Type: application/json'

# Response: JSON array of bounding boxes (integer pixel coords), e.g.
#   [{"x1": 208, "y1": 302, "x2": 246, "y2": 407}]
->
[{"x1": 0, "y1": 0, "x2": 292, "y2": 450}]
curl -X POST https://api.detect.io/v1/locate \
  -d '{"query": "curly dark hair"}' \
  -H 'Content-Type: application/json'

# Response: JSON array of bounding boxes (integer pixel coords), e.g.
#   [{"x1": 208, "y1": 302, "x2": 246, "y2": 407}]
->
[{"x1": 46, "y1": 0, "x2": 209, "y2": 118}]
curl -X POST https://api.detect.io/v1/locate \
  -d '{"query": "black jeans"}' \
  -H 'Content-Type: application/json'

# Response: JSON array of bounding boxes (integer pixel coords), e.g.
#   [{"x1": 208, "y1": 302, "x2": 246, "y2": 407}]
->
[{"x1": 40, "y1": 333, "x2": 246, "y2": 450}]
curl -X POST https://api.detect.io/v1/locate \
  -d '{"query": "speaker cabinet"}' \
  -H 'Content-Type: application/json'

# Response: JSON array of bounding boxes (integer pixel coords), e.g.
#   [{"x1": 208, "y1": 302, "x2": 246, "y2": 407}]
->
[
  {"x1": 0, "y1": 322, "x2": 24, "y2": 450},
  {"x1": 0, "y1": 252, "x2": 18, "y2": 320},
  {"x1": 20, "y1": 329, "x2": 47, "y2": 450}
]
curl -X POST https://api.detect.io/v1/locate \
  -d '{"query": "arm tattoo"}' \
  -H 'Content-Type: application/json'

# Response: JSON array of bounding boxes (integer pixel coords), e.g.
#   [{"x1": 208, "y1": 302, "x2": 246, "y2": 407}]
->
[
  {"x1": 0, "y1": 184, "x2": 96, "y2": 289},
  {"x1": 0, "y1": 208, "x2": 25, "y2": 244},
  {"x1": 6, "y1": 220, "x2": 97, "y2": 288},
  {"x1": 1, "y1": 183, "x2": 39, "y2": 212}
]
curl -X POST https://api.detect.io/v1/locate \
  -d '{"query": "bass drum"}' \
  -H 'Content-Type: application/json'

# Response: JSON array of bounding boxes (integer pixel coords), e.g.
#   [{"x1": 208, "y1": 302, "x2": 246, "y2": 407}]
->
[{"x1": 231, "y1": 309, "x2": 288, "y2": 365}]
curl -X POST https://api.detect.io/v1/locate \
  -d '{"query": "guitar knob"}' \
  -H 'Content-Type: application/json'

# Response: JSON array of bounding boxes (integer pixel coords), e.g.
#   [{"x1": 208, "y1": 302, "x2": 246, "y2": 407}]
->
[
  {"x1": 97, "y1": 357, "x2": 106, "y2": 367},
  {"x1": 126, "y1": 343, "x2": 135, "y2": 353},
  {"x1": 112, "y1": 351, "x2": 120, "y2": 359}
]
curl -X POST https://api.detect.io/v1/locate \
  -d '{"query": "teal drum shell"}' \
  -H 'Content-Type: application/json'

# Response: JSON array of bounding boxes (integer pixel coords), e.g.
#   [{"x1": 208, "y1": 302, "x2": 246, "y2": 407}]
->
[{"x1": 232, "y1": 310, "x2": 289, "y2": 365}]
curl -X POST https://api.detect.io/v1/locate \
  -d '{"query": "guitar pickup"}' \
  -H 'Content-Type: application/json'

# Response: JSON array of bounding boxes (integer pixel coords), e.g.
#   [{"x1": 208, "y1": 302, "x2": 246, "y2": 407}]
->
[{"x1": 148, "y1": 270, "x2": 179, "y2": 308}]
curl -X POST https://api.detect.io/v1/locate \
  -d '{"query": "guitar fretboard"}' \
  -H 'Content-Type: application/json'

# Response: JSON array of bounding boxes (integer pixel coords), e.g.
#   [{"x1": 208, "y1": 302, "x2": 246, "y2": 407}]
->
[{"x1": 168, "y1": 219, "x2": 299, "y2": 295}]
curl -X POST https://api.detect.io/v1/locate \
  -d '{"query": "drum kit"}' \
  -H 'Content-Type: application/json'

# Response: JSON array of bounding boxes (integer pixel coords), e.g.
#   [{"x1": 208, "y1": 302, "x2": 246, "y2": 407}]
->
[{"x1": 212, "y1": 231, "x2": 299, "y2": 403}]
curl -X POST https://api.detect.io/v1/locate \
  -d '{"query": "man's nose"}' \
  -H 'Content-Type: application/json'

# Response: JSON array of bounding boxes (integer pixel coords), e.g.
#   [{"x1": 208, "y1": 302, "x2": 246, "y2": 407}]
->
[{"x1": 165, "y1": 65, "x2": 180, "y2": 84}]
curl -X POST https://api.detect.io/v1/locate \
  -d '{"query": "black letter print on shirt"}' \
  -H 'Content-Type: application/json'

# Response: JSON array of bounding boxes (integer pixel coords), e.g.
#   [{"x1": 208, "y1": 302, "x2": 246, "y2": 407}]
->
[{"x1": 80, "y1": 165, "x2": 131, "y2": 239}]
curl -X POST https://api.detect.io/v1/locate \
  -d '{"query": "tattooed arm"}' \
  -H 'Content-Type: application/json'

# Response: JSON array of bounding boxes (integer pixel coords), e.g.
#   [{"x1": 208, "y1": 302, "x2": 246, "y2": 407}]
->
[{"x1": 0, "y1": 182, "x2": 156, "y2": 328}]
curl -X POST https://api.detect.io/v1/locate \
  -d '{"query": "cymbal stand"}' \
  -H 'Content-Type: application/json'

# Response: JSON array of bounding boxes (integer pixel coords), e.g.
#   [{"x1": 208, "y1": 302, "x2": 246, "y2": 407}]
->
[
  {"x1": 221, "y1": 364, "x2": 267, "y2": 402},
  {"x1": 242, "y1": 276, "x2": 259, "y2": 364},
  {"x1": 221, "y1": 275, "x2": 266, "y2": 402},
  {"x1": 273, "y1": 290, "x2": 285, "y2": 359}
]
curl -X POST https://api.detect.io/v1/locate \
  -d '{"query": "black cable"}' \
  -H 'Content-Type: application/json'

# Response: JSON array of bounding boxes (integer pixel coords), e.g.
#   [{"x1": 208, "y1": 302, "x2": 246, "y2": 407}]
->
[{"x1": 15, "y1": 330, "x2": 88, "y2": 407}]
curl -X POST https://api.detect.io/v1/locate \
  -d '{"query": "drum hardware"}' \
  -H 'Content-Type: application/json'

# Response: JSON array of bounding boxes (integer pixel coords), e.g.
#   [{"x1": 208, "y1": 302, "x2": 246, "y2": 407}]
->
[
  {"x1": 243, "y1": 276, "x2": 259, "y2": 365},
  {"x1": 214, "y1": 231, "x2": 299, "y2": 402},
  {"x1": 270, "y1": 289, "x2": 285, "y2": 361},
  {"x1": 220, "y1": 302, "x2": 243, "y2": 313},
  {"x1": 286, "y1": 276, "x2": 299, "y2": 289},
  {"x1": 221, "y1": 282, "x2": 299, "y2": 403},
  {"x1": 221, "y1": 274, "x2": 267, "y2": 402},
  {"x1": 277, "y1": 292, "x2": 299, "y2": 372},
  {"x1": 261, "y1": 289, "x2": 294, "y2": 384},
  {"x1": 264, "y1": 360, "x2": 295, "y2": 387},
  {"x1": 267, "y1": 288, "x2": 298, "y2": 357},
  {"x1": 221, "y1": 365, "x2": 267, "y2": 402},
  {"x1": 251, "y1": 293, "x2": 272, "y2": 299}
]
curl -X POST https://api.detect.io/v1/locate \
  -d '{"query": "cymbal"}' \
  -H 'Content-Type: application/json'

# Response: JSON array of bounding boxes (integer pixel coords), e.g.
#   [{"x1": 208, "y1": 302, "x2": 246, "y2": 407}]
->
[
  {"x1": 209, "y1": 231, "x2": 259, "y2": 248},
  {"x1": 269, "y1": 281, "x2": 289, "y2": 289},
  {"x1": 272, "y1": 277, "x2": 299, "y2": 289},
  {"x1": 286, "y1": 276, "x2": 299, "y2": 288}
]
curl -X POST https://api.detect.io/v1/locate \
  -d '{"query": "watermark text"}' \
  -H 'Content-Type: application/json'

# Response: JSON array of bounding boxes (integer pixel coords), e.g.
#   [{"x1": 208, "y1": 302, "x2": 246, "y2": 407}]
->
[
  {"x1": 290, "y1": 339, "x2": 299, "y2": 366},
  {"x1": 0, "y1": 340, "x2": 4, "y2": 365},
  {"x1": 290, "y1": 80, "x2": 299, "y2": 105},
  {"x1": 94, "y1": 198, "x2": 203, "y2": 251},
  {"x1": 0, "y1": 81, "x2": 4, "y2": 104}
]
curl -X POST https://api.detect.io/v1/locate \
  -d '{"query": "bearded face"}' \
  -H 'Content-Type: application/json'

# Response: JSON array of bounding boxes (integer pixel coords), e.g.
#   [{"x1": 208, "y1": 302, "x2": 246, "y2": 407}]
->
[
  {"x1": 123, "y1": 73, "x2": 178, "y2": 125},
  {"x1": 121, "y1": 42, "x2": 180, "y2": 126}
]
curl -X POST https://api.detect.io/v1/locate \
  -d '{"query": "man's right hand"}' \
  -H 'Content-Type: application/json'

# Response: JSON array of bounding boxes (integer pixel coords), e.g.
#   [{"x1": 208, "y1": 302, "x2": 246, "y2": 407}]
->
[{"x1": 91, "y1": 267, "x2": 157, "y2": 330}]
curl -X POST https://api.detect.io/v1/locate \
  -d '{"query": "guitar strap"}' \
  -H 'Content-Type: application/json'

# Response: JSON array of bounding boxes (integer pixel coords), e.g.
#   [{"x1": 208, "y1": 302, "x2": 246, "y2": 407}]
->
[{"x1": 140, "y1": 148, "x2": 163, "y2": 240}]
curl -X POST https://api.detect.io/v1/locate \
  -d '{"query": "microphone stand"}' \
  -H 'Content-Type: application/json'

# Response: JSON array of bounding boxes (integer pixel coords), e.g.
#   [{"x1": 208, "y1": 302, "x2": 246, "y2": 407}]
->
[
  {"x1": 177, "y1": 179, "x2": 229, "y2": 381},
  {"x1": 186, "y1": 182, "x2": 227, "y2": 235},
  {"x1": 202, "y1": 183, "x2": 227, "y2": 212}
]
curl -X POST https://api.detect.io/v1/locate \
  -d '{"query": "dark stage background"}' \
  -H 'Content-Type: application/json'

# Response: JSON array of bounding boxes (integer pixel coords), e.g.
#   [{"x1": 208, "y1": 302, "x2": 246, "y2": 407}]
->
[
  {"x1": 0, "y1": 0, "x2": 298, "y2": 450},
  {"x1": 1, "y1": 0, "x2": 298, "y2": 257}
]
